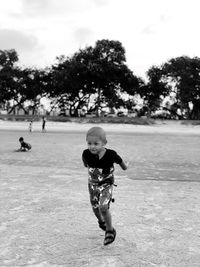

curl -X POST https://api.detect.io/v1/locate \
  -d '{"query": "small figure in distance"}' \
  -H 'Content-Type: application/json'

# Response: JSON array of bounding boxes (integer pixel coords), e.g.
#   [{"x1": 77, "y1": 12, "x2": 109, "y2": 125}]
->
[
  {"x1": 15, "y1": 137, "x2": 32, "y2": 152},
  {"x1": 29, "y1": 120, "x2": 33, "y2": 133},
  {"x1": 42, "y1": 116, "x2": 46, "y2": 132}
]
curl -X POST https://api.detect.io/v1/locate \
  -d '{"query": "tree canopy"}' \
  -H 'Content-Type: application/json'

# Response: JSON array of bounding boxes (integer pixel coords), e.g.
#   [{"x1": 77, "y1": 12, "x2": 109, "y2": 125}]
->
[
  {"x1": 1, "y1": 46, "x2": 200, "y2": 119},
  {"x1": 161, "y1": 56, "x2": 200, "y2": 119},
  {"x1": 143, "y1": 56, "x2": 200, "y2": 119},
  {"x1": 0, "y1": 49, "x2": 48, "y2": 114},
  {"x1": 48, "y1": 39, "x2": 139, "y2": 116}
]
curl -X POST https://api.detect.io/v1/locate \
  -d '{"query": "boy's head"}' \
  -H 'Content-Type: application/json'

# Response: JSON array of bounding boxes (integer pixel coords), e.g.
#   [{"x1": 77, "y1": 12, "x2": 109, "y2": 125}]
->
[
  {"x1": 86, "y1": 127, "x2": 107, "y2": 154},
  {"x1": 19, "y1": 137, "x2": 24, "y2": 142}
]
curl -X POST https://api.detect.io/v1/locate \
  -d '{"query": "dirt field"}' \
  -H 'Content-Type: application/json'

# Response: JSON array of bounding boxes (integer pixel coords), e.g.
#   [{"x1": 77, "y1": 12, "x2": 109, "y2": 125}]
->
[{"x1": 0, "y1": 121, "x2": 200, "y2": 266}]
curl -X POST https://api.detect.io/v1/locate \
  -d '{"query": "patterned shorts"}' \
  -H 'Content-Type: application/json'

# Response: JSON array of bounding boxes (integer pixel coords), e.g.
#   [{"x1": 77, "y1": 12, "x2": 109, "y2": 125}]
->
[{"x1": 88, "y1": 183, "x2": 113, "y2": 209}]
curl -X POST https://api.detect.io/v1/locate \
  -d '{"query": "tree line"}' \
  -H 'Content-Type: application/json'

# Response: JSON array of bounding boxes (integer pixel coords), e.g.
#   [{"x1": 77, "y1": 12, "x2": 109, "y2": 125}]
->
[{"x1": 0, "y1": 39, "x2": 200, "y2": 119}]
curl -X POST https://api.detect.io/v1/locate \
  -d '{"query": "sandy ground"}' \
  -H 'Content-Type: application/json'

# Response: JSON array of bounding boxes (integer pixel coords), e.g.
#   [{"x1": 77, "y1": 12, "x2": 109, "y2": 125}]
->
[{"x1": 0, "y1": 121, "x2": 200, "y2": 266}]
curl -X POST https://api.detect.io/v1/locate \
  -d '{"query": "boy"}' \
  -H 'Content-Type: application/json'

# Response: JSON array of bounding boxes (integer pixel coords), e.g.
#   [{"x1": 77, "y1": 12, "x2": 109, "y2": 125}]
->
[
  {"x1": 82, "y1": 127, "x2": 128, "y2": 246},
  {"x1": 18, "y1": 137, "x2": 32, "y2": 152}
]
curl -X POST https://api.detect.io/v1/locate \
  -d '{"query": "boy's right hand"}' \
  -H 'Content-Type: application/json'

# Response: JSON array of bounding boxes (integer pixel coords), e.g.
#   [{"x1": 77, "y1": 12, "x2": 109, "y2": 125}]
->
[
  {"x1": 120, "y1": 161, "x2": 129, "y2": 170},
  {"x1": 125, "y1": 161, "x2": 129, "y2": 168}
]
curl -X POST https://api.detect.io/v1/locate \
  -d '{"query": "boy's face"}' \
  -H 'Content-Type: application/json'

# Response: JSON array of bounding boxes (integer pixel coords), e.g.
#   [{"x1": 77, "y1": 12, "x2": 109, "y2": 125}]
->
[{"x1": 87, "y1": 135, "x2": 105, "y2": 155}]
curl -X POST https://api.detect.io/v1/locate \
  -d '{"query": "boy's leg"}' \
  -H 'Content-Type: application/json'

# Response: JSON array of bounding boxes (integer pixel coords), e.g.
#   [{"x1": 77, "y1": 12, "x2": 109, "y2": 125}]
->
[
  {"x1": 92, "y1": 206, "x2": 104, "y2": 223},
  {"x1": 99, "y1": 185, "x2": 117, "y2": 245},
  {"x1": 101, "y1": 208, "x2": 113, "y2": 231},
  {"x1": 88, "y1": 184, "x2": 105, "y2": 228},
  {"x1": 99, "y1": 185, "x2": 113, "y2": 231}
]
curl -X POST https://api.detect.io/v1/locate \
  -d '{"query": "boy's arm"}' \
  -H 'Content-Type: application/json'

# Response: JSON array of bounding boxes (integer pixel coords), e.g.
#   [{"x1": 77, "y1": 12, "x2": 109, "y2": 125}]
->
[
  {"x1": 82, "y1": 155, "x2": 88, "y2": 167},
  {"x1": 119, "y1": 160, "x2": 128, "y2": 170}
]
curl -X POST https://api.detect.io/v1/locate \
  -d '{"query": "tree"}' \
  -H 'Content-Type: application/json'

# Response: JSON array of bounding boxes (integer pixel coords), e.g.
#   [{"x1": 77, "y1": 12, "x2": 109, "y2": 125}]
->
[
  {"x1": 14, "y1": 68, "x2": 49, "y2": 115},
  {"x1": 138, "y1": 66, "x2": 169, "y2": 116},
  {"x1": 0, "y1": 49, "x2": 19, "y2": 108},
  {"x1": 161, "y1": 56, "x2": 200, "y2": 119},
  {"x1": 0, "y1": 49, "x2": 49, "y2": 114},
  {"x1": 49, "y1": 39, "x2": 140, "y2": 116},
  {"x1": 86, "y1": 39, "x2": 139, "y2": 114},
  {"x1": 0, "y1": 49, "x2": 18, "y2": 68},
  {"x1": 48, "y1": 55, "x2": 96, "y2": 116}
]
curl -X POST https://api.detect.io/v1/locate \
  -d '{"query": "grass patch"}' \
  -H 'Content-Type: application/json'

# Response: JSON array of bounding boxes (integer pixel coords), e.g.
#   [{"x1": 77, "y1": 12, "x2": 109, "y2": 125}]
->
[
  {"x1": 0, "y1": 114, "x2": 155, "y2": 125},
  {"x1": 81, "y1": 117, "x2": 155, "y2": 125},
  {"x1": 181, "y1": 120, "x2": 200, "y2": 125}
]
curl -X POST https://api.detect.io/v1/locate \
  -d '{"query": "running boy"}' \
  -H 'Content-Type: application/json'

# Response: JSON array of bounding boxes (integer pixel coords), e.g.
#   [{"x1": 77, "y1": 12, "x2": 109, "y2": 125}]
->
[
  {"x1": 82, "y1": 127, "x2": 128, "y2": 246},
  {"x1": 18, "y1": 137, "x2": 32, "y2": 152}
]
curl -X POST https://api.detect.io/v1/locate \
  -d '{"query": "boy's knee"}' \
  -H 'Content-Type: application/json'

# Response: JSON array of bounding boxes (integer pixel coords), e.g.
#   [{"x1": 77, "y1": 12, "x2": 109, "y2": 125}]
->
[{"x1": 99, "y1": 204, "x2": 109, "y2": 214}]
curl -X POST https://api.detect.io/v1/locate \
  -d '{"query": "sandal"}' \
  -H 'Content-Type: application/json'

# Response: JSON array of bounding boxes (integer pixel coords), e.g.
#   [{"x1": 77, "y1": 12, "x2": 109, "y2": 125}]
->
[
  {"x1": 98, "y1": 221, "x2": 106, "y2": 231},
  {"x1": 104, "y1": 228, "x2": 116, "y2": 246}
]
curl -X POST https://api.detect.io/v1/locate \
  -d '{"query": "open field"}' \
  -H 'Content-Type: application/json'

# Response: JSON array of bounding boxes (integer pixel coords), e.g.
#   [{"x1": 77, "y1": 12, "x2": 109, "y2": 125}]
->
[{"x1": 0, "y1": 122, "x2": 200, "y2": 266}]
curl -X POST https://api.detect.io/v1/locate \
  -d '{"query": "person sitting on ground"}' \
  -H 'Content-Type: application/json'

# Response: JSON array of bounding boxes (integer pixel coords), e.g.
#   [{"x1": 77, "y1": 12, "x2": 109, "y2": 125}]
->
[{"x1": 17, "y1": 137, "x2": 32, "y2": 152}]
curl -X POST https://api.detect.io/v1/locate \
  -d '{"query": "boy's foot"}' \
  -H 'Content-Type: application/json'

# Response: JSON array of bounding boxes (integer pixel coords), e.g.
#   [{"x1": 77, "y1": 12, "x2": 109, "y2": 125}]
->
[
  {"x1": 104, "y1": 228, "x2": 116, "y2": 245},
  {"x1": 98, "y1": 221, "x2": 106, "y2": 231}
]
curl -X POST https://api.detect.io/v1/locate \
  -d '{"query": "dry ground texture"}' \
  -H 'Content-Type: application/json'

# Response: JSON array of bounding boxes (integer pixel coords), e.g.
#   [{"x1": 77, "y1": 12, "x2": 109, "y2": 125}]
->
[{"x1": 0, "y1": 121, "x2": 200, "y2": 267}]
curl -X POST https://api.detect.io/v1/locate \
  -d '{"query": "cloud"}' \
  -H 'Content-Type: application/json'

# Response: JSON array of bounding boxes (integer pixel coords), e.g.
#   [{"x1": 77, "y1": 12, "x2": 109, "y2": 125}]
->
[
  {"x1": 18, "y1": 0, "x2": 95, "y2": 18},
  {"x1": 1, "y1": 0, "x2": 199, "y2": 77},
  {"x1": 20, "y1": 0, "x2": 57, "y2": 17},
  {"x1": 159, "y1": 14, "x2": 168, "y2": 22},
  {"x1": 0, "y1": 29, "x2": 38, "y2": 52},
  {"x1": 142, "y1": 25, "x2": 155, "y2": 35},
  {"x1": 142, "y1": 13, "x2": 169, "y2": 35},
  {"x1": 74, "y1": 27, "x2": 94, "y2": 46},
  {"x1": 93, "y1": 0, "x2": 110, "y2": 7}
]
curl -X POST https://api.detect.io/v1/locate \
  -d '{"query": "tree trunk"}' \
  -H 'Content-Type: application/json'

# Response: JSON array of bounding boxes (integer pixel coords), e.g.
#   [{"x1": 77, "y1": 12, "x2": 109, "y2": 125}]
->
[
  {"x1": 96, "y1": 88, "x2": 101, "y2": 117},
  {"x1": 190, "y1": 100, "x2": 200, "y2": 119}
]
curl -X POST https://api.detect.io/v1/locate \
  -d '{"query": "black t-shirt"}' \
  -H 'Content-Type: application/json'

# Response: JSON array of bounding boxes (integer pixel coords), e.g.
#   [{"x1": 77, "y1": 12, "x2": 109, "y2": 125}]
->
[
  {"x1": 21, "y1": 141, "x2": 31, "y2": 150},
  {"x1": 82, "y1": 148, "x2": 122, "y2": 184}
]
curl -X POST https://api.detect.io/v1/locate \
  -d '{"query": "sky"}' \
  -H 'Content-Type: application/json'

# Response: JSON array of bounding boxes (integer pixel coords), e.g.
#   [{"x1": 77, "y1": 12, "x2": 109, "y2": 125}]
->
[{"x1": 0, "y1": 0, "x2": 200, "y2": 79}]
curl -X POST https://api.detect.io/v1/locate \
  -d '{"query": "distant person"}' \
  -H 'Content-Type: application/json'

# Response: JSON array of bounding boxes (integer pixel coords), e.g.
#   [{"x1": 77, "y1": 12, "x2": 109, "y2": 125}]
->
[
  {"x1": 42, "y1": 116, "x2": 46, "y2": 132},
  {"x1": 29, "y1": 120, "x2": 33, "y2": 133},
  {"x1": 82, "y1": 127, "x2": 128, "y2": 246},
  {"x1": 16, "y1": 137, "x2": 32, "y2": 152}
]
